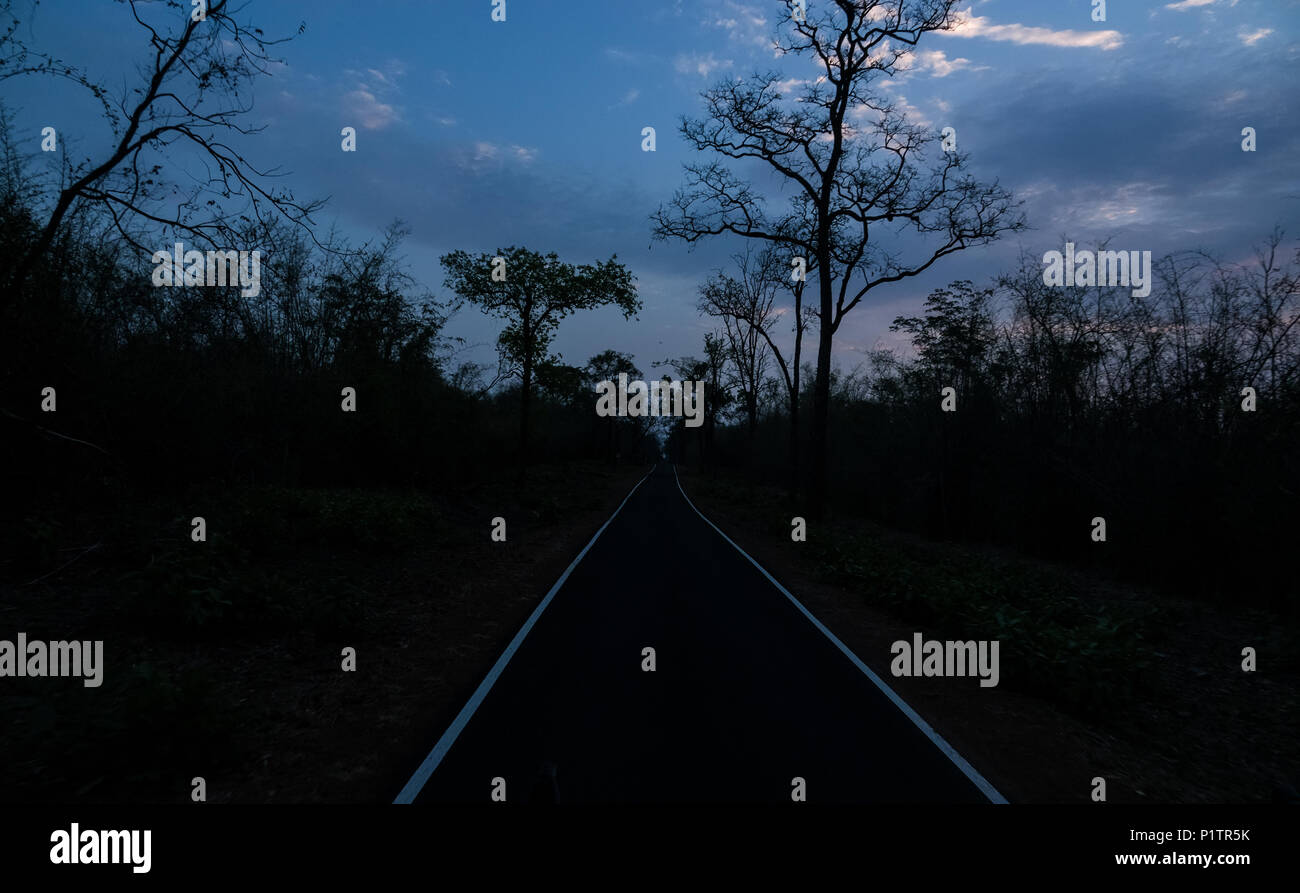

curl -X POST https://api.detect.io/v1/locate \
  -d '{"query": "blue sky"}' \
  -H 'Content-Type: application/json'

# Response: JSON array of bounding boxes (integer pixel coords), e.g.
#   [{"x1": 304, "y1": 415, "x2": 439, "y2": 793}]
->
[{"x1": 5, "y1": 0, "x2": 1298, "y2": 378}]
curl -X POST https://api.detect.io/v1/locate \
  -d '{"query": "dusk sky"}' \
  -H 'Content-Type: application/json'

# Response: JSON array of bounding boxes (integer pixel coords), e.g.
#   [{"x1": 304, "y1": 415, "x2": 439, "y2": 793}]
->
[{"x1": 6, "y1": 0, "x2": 1297, "y2": 378}]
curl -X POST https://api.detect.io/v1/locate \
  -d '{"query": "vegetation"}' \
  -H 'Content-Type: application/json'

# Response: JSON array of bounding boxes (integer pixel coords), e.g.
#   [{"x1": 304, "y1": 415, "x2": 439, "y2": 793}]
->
[{"x1": 678, "y1": 239, "x2": 1300, "y2": 616}]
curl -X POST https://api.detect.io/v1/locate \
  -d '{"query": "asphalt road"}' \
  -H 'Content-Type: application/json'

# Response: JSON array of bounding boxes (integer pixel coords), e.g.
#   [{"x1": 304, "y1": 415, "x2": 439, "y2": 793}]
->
[{"x1": 398, "y1": 462, "x2": 1003, "y2": 804}]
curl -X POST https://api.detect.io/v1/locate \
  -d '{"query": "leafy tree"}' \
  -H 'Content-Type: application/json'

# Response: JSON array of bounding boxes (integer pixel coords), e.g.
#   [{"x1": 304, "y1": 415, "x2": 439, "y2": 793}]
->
[
  {"x1": 584, "y1": 350, "x2": 643, "y2": 464},
  {"x1": 890, "y1": 279, "x2": 996, "y2": 398},
  {"x1": 441, "y1": 246, "x2": 639, "y2": 467}
]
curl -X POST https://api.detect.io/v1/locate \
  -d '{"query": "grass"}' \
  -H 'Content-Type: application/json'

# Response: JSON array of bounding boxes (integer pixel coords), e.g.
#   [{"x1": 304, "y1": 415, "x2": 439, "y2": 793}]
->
[
  {"x1": 111, "y1": 486, "x2": 443, "y2": 640},
  {"x1": 689, "y1": 472, "x2": 1161, "y2": 720},
  {"x1": 809, "y1": 532, "x2": 1159, "y2": 716}
]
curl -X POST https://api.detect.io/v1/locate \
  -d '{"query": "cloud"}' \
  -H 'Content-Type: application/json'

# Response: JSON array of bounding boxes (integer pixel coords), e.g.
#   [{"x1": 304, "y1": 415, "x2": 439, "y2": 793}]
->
[
  {"x1": 909, "y1": 49, "x2": 989, "y2": 78},
  {"x1": 1072, "y1": 183, "x2": 1165, "y2": 228},
  {"x1": 846, "y1": 90, "x2": 932, "y2": 128},
  {"x1": 340, "y1": 61, "x2": 409, "y2": 130},
  {"x1": 674, "y1": 52, "x2": 732, "y2": 78},
  {"x1": 1164, "y1": 0, "x2": 1217, "y2": 10},
  {"x1": 342, "y1": 88, "x2": 398, "y2": 130},
  {"x1": 883, "y1": 93, "x2": 932, "y2": 127},
  {"x1": 707, "y1": 0, "x2": 773, "y2": 53},
  {"x1": 609, "y1": 88, "x2": 640, "y2": 109},
  {"x1": 464, "y1": 142, "x2": 538, "y2": 169},
  {"x1": 1238, "y1": 27, "x2": 1273, "y2": 46},
  {"x1": 941, "y1": 8, "x2": 1124, "y2": 51},
  {"x1": 603, "y1": 47, "x2": 656, "y2": 66}
]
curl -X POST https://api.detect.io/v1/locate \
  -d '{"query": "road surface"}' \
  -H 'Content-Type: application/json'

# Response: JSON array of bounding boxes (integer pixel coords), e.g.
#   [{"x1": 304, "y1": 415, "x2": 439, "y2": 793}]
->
[{"x1": 397, "y1": 462, "x2": 1003, "y2": 804}]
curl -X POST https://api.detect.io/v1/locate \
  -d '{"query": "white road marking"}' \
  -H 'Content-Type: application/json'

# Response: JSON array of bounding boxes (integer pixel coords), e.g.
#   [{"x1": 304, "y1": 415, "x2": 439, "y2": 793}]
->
[
  {"x1": 672, "y1": 464, "x2": 1009, "y2": 805},
  {"x1": 393, "y1": 466, "x2": 656, "y2": 803}
]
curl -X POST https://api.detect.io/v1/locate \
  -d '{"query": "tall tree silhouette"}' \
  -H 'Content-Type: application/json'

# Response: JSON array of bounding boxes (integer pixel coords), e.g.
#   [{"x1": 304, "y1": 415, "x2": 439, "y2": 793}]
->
[{"x1": 654, "y1": 0, "x2": 1024, "y2": 517}]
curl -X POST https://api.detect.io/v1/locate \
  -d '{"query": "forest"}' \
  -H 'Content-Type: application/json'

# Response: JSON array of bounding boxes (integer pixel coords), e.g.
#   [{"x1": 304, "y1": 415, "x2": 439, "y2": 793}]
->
[{"x1": 0, "y1": 0, "x2": 1294, "y2": 807}]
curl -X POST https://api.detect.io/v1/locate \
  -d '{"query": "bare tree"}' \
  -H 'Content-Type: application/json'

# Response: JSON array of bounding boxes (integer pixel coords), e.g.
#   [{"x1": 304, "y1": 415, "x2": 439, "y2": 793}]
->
[
  {"x1": 698, "y1": 257, "x2": 774, "y2": 442},
  {"x1": 1234, "y1": 228, "x2": 1300, "y2": 399},
  {"x1": 654, "y1": 0, "x2": 1024, "y2": 516},
  {"x1": 4, "y1": 0, "x2": 324, "y2": 297},
  {"x1": 699, "y1": 242, "x2": 815, "y2": 490}
]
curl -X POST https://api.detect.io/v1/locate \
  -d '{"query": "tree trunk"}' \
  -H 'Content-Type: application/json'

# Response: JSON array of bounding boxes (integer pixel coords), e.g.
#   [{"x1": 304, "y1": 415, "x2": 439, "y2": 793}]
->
[
  {"x1": 809, "y1": 227, "x2": 835, "y2": 519},
  {"x1": 519, "y1": 352, "x2": 532, "y2": 479},
  {"x1": 789, "y1": 311, "x2": 803, "y2": 499},
  {"x1": 788, "y1": 392, "x2": 800, "y2": 500}
]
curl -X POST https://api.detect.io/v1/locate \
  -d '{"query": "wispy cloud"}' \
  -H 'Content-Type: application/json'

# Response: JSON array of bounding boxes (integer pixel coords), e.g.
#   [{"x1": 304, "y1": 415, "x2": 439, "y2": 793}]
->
[
  {"x1": 942, "y1": 8, "x2": 1124, "y2": 51},
  {"x1": 603, "y1": 47, "x2": 656, "y2": 66},
  {"x1": 340, "y1": 61, "x2": 408, "y2": 130},
  {"x1": 907, "y1": 49, "x2": 989, "y2": 78},
  {"x1": 1069, "y1": 182, "x2": 1172, "y2": 229},
  {"x1": 674, "y1": 51, "x2": 732, "y2": 78},
  {"x1": 707, "y1": 0, "x2": 774, "y2": 53},
  {"x1": 1164, "y1": 0, "x2": 1218, "y2": 10},
  {"x1": 1238, "y1": 27, "x2": 1273, "y2": 46},
  {"x1": 609, "y1": 88, "x2": 640, "y2": 110},
  {"x1": 343, "y1": 88, "x2": 398, "y2": 130},
  {"x1": 848, "y1": 89, "x2": 932, "y2": 129},
  {"x1": 464, "y1": 141, "x2": 538, "y2": 169}
]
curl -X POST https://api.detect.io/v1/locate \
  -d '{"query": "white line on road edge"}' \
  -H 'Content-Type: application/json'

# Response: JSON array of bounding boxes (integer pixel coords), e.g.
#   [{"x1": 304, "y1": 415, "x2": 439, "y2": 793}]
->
[
  {"x1": 672, "y1": 465, "x2": 1009, "y2": 805},
  {"x1": 393, "y1": 465, "x2": 656, "y2": 804}
]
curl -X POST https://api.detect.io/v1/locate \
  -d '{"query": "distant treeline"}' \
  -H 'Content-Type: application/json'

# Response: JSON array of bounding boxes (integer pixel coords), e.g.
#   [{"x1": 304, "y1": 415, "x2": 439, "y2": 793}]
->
[{"x1": 678, "y1": 238, "x2": 1300, "y2": 614}]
